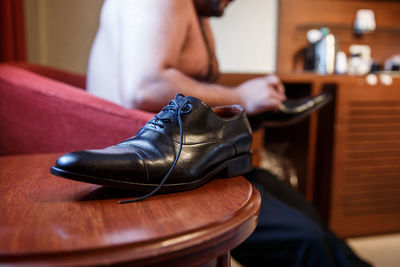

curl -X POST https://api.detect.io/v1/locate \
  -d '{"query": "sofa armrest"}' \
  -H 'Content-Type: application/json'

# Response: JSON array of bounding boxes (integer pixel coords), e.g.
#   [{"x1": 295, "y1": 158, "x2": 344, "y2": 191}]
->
[
  {"x1": 0, "y1": 64, "x2": 154, "y2": 155},
  {"x1": 7, "y1": 61, "x2": 87, "y2": 89}
]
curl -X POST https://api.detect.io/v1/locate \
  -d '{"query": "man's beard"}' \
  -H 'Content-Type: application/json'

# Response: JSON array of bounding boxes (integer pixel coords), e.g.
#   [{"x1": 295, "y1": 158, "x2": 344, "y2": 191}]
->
[
  {"x1": 209, "y1": 0, "x2": 224, "y2": 17},
  {"x1": 195, "y1": 0, "x2": 225, "y2": 17}
]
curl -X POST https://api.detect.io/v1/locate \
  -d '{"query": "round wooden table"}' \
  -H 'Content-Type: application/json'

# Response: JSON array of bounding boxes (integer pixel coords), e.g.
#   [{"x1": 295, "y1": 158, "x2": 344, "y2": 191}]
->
[{"x1": 0, "y1": 154, "x2": 261, "y2": 266}]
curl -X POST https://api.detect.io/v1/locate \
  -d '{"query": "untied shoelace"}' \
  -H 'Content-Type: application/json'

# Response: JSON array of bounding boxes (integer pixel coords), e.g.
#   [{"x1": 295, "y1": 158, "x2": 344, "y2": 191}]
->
[{"x1": 119, "y1": 97, "x2": 192, "y2": 204}]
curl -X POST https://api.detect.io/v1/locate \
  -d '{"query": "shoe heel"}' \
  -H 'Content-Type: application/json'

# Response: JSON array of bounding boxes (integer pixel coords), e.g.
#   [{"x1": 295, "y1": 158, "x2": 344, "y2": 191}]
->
[{"x1": 219, "y1": 153, "x2": 253, "y2": 177}]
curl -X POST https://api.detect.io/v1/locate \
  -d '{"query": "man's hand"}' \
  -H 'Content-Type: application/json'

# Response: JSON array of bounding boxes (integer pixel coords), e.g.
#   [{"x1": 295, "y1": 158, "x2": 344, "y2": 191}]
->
[{"x1": 235, "y1": 75, "x2": 286, "y2": 115}]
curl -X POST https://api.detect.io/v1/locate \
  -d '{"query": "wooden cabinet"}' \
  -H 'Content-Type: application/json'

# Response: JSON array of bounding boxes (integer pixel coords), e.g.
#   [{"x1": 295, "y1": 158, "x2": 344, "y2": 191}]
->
[
  {"x1": 325, "y1": 77, "x2": 400, "y2": 237},
  {"x1": 219, "y1": 73, "x2": 400, "y2": 237},
  {"x1": 279, "y1": 74, "x2": 400, "y2": 237},
  {"x1": 282, "y1": 74, "x2": 400, "y2": 237}
]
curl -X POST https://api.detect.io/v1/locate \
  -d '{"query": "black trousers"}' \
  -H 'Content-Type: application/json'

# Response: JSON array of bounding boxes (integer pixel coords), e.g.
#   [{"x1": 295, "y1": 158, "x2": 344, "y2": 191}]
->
[{"x1": 231, "y1": 168, "x2": 373, "y2": 267}]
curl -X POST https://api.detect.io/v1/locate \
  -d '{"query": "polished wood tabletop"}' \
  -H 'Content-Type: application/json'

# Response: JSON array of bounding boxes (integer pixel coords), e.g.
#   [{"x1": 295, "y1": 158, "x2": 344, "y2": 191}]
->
[{"x1": 0, "y1": 153, "x2": 261, "y2": 266}]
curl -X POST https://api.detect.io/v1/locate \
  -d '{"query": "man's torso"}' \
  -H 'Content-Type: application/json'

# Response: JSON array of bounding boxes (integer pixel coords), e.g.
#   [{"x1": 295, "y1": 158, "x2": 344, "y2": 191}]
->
[{"x1": 87, "y1": 0, "x2": 219, "y2": 106}]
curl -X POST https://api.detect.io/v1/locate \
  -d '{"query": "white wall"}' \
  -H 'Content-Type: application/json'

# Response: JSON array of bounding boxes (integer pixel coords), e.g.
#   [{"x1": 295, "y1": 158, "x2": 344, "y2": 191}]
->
[
  {"x1": 24, "y1": 0, "x2": 278, "y2": 74},
  {"x1": 210, "y1": 0, "x2": 278, "y2": 73}
]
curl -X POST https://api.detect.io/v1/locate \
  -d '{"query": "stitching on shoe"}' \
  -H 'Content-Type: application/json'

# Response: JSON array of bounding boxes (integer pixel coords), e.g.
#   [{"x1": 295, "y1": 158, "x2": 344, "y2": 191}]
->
[{"x1": 120, "y1": 143, "x2": 170, "y2": 168}]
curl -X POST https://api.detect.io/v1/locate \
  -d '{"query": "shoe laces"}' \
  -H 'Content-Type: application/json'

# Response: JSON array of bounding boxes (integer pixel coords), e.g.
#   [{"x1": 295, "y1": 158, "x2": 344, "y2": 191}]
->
[{"x1": 119, "y1": 96, "x2": 192, "y2": 203}]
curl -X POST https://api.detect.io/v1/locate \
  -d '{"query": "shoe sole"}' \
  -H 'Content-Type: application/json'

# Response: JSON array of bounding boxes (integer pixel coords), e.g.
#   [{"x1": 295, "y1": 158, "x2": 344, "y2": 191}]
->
[
  {"x1": 263, "y1": 93, "x2": 332, "y2": 127},
  {"x1": 249, "y1": 92, "x2": 332, "y2": 128},
  {"x1": 49, "y1": 152, "x2": 252, "y2": 193}
]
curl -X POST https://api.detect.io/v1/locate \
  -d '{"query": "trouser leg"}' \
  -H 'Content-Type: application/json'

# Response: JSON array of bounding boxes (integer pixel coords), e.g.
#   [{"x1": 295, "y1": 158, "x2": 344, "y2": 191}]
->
[{"x1": 231, "y1": 168, "x2": 372, "y2": 267}]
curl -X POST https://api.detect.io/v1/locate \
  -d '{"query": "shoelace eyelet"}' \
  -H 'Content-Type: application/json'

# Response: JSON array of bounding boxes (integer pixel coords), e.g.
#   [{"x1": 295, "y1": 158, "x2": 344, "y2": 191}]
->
[{"x1": 181, "y1": 103, "x2": 192, "y2": 114}]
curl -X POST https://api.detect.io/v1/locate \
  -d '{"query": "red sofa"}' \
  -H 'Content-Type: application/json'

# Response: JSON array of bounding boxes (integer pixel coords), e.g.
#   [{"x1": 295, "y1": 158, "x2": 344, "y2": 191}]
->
[{"x1": 0, "y1": 62, "x2": 154, "y2": 156}]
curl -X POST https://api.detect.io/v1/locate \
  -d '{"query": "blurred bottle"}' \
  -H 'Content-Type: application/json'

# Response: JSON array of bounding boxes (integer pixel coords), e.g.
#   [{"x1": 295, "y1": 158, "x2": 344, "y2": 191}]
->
[
  {"x1": 304, "y1": 29, "x2": 322, "y2": 71},
  {"x1": 335, "y1": 51, "x2": 348, "y2": 75},
  {"x1": 314, "y1": 28, "x2": 337, "y2": 75}
]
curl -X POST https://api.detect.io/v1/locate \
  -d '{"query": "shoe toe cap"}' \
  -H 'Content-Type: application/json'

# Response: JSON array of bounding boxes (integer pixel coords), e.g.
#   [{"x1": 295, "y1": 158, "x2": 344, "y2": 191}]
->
[
  {"x1": 54, "y1": 147, "x2": 149, "y2": 182},
  {"x1": 55, "y1": 152, "x2": 81, "y2": 169},
  {"x1": 55, "y1": 151, "x2": 96, "y2": 174}
]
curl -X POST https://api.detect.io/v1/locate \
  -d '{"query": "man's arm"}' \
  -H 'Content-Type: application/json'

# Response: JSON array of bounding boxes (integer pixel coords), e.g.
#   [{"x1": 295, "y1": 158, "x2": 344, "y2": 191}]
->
[
  {"x1": 118, "y1": 0, "x2": 285, "y2": 114},
  {"x1": 137, "y1": 69, "x2": 285, "y2": 115}
]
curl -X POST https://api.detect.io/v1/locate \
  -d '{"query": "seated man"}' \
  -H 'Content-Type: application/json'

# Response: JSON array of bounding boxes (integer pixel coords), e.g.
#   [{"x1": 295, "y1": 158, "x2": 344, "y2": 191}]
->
[
  {"x1": 87, "y1": 0, "x2": 371, "y2": 266},
  {"x1": 87, "y1": 0, "x2": 285, "y2": 115}
]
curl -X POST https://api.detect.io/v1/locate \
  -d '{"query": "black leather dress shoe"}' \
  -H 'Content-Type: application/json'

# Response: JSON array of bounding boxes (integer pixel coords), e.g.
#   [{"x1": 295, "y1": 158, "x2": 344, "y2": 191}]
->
[{"x1": 50, "y1": 94, "x2": 253, "y2": 202}]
